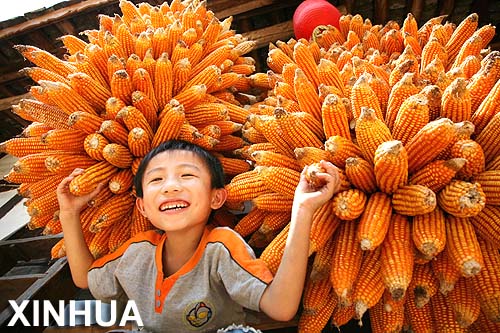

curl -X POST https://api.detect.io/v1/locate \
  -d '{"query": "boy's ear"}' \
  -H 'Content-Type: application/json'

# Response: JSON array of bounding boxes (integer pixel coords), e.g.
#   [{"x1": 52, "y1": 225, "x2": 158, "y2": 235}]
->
[
  {"x1": 210, "y1": 188, "x2": 227, "y2": 209},
  {"x1": 135, "y1": 197, "x2": 147, "y2": 218}
]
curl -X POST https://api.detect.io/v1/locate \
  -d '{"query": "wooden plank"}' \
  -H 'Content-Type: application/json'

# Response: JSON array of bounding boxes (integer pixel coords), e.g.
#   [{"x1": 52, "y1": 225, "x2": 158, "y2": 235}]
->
[
  {"x1": 0, "y1": 234, "x2": 63, "y2": 267},
  {"x1": 242, "y1": 20, "x2": 294, "y2": 50},
  {"x1": 0, "y1": 258, "x2": 76, "y2": 329},
  {"x1": 0, "y1": 0, "x2": 118, "y2": 41},
  {"x1": 0, "y1": 92, "x2": 31, "y2": 112},
  {"x1": 0, "y1": 193, "x2": 23, "y2": 220},
  {"x1": 0, "y1": 276, "x2": 39, "y2": 313},
  {"x1": 213, "y1": 0, "x2": 275, "y2": 19}
]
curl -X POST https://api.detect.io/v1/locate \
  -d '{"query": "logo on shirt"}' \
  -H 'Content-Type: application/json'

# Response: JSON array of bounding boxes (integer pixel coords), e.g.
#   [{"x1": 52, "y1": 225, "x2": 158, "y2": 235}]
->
[{"x1": 185, "y1": 301, "x2": 213, "y2": 328}]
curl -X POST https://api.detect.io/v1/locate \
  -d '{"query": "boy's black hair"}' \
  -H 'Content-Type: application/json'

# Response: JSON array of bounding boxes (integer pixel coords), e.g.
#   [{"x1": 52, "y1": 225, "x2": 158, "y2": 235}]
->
[{"x1": 133, "y1": 140, "x2": 225, "y2": 198}]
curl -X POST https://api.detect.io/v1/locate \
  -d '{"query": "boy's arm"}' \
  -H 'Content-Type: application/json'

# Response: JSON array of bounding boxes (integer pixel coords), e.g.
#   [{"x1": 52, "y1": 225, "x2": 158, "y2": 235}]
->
[
  {"x1": 57, "y1": 168, "x2": 103, "y2": 289},
  {"x1": 259, "y1": 161, "x2": 340, "y2": 321}
]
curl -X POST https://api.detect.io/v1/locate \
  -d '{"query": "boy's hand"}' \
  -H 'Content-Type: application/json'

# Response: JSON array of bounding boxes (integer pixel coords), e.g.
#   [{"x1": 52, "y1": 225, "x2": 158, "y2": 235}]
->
[
  {"x1": 294, "y1": 160, "x2": 340, "y2": 213},
  {"x1": 57, "y1": 168, "x2": 104, "y2": 216}
]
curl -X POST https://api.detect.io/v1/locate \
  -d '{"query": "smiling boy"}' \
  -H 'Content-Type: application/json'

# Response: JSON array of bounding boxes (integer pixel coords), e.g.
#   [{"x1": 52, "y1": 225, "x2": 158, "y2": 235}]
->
[{"x1": 57, "y1": 140, "x2": 340, "y2": 332}]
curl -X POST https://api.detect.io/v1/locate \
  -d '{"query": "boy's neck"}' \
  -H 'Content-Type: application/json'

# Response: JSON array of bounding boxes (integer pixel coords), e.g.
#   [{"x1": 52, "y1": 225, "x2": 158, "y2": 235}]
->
[{"x1": 162, "y1": 225, "x2": 206, "y2": 277}]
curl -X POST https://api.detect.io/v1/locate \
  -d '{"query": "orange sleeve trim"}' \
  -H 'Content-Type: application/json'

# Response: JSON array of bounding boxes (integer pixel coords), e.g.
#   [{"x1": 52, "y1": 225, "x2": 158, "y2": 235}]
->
[
  {"x1": 89, "y1": 230, "x2": 163, "y2": 270},
  {"x1": 206, "y1": 228, "x2": 274, "y2": 284}
]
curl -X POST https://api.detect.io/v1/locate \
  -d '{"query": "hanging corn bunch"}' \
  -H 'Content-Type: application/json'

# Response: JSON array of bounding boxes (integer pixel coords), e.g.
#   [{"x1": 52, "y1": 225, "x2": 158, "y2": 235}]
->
[
  {"x1": 226, "y1": 11, "x2": 500, "y2": 332},
  {"x1": 1, "y1": 0, "x2": 269, "y2": 260}
]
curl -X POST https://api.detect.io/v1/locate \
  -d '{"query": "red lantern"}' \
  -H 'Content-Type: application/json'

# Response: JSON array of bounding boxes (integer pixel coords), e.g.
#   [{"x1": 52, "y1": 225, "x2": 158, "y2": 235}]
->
[{"x1": 293, "y1": 0, "x2": 341, "y2": 40}]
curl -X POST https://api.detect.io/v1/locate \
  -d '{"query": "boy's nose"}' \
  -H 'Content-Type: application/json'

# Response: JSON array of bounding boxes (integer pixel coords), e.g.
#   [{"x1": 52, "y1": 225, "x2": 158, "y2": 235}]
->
[{"x1": 162, "y1": 178, "x2": 181, "y2": 192}]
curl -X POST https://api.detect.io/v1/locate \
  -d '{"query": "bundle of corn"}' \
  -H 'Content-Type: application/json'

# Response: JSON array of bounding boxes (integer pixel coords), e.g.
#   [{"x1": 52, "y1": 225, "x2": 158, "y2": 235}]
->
[
  {"x1": 227, "y1": 12, "x2": 500, "y2": 332},
  {"x1": 0, "y1": 0, "x2": 266, "y2": 259}
]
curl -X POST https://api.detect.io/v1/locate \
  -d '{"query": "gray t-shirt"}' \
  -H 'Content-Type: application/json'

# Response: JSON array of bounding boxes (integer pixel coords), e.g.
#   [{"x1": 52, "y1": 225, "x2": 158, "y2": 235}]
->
[{"x1": 88, "y1": 227, "x2": 273, "y2": 332}]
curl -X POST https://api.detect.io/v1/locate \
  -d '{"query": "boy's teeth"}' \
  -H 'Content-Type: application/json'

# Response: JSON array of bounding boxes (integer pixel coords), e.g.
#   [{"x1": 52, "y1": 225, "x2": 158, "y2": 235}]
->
[{"x1": 160, "y1": 203, "x2": 188, "y2": 211}]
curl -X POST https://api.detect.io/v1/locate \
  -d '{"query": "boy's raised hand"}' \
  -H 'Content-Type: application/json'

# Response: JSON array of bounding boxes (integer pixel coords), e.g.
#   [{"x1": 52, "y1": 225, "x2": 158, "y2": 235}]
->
[
  {"x1": 56, "y1": 168, "x2": 104, "y2": 215},
  {"x1": 294, "y1": 160, "x2": 340, "y2": 213}
]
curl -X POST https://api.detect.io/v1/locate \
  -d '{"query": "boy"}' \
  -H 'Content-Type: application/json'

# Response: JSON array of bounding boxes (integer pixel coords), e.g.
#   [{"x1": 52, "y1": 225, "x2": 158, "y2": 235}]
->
[{"x1": 57, "y1": 140, "x2": 340, "y2": 332}]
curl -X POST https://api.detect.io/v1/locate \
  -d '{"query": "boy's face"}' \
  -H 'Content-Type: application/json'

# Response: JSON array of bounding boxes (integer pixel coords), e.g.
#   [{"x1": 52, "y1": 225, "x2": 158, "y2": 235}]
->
[{"x1": 135, "y1": 150, "x2": 227, "y2": 233}]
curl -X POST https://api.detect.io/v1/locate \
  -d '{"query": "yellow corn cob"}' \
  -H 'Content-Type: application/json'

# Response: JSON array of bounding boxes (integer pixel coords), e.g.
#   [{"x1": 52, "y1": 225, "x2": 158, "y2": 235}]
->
[
  {"x1": 22, "y1": 122, "x2": 53, "y2": 138},
  {"x1": 446, "y1": 215, "x2": 484, "y2": 277},
  {"x1": 432, "y1": 246, "x2": 462, "y2": 295},
  {"x1": 438, "y1": 180, "x2": 486, "y2": 218},
  {"x1": 103, "y1": 97, "x2": 125, "y2": 121},
  {"x1": 132, "y1": 68, "x2": 158, "y2": 110},
  {"x1": 470, "y1": 76, "x2": 500, "y2": 135},
  {"x1": 233, "y1": 208, "x2": 267, "y2": 238},
  {"x1": 68, "y1": 72, "x2": 111, "y2": 112},
  {"x1": 450, "y1": 139, "x2": 485, "y2": 179},
  {"x1": 108, "y1": 168, "x2": 134, "y2": 195},
  {"x1": 350, "y1": 73, "x2": 383, "y2": 121},
  {"x1": 260, "y1": 223, "x2": 290, "y2": 275},
  {"x1": 43, "y1": 213, "x2": 62, "y2": 235},
  {"x1": 185, "y1": 103, "x2": 229, "y2": 127},
  {"x1": 274, "y1": 108, "x2": 323, "y2": 149},
  {"x1": 20, "y1": 67, "x2": 69, "y2": 86},
  {"x1": 440, "y1": 78, "x2": 472, "y2": 123},
  {"x1": 357, "y1": 192, "x2": 392, "y2": 251},
  {"x1": 116, "y1": 105, "x2": 154, "y2": 139},
  {"x1": 421, "y1": 56, "x2": 446, "y2": 84},
  {"x1": 42, "y1": 129, "x2": 87, "y2": 152},
  {"x1": 352, "y1": 247, "x2": 385, "y2": 322},
  {"x1": 131, "y1": 91, "x2": 157, "y2": 131},
  {"x1": 409, "y1": 262, "x2": 439, "y2": 309},
  {"x1": 473, "y1": 170, "x2": 500, "y2": 206},
  {"x1": 309, "y1": 235, "x2": 335, "y2": 282},
  {"x1": 17, "y1": 99, "x2": 70, "y2": 130},
  {"x1": 256, "y1": 166, "x2": 300, "y2": 199},
  {"x1": 330, "y1": 219, "x2": 363, "y2": 306},
  {"x1": 127, "y1": 127, "x2": 151, "y2": 158},
  {"x1": 14, "y1": 45, "x2": 76, "y2": 77},
  {"x1": 89, "y1": 193, "x2": 135, "y2": 232},
  {"x1": 293, "y1": 68, "x2": 322, "y2": 121},
  {"x1": 69, "y1": 161, "x2": 118, "y2": 196},
  {"x1": 28, "y1": 214, "x2": 53, "y2": 231},
  {"x1": 450, "y1": 34, "x2": 483, "y2": 70},
  {"x1": 226, "y1": 170, "x2": 271, "y2": 203},
  {"x1": 324, "y1": 135, "x2": 363, "y2": 169},
  {"x1": 110, "y1": 69, "x2": 133, "y2": 105},
  {"x1": 309, "y1": 202, "x2": 339, "y2": 255},
  {"x1": 251, "y1": 150, "x2": 301, "y2": 171},
  {"x1": 107, "y1": 54, "x2": 126, "y2": 82},
  {"x1": 39, "y1": 80, "x2": 97, "y2": 115},
  {"x1": 373, "y1": 140, "x2": 408, "y2": 195},
  {"x1": 108, "y1": 217, "x2": 132, "y2": 253},
  {"x1": 274, "y1": 82, "x2": 296, "y2": 102},
  {"x1": 412, "y1": 206, "x2": 446, "y2": 259},
  {"x1": 45, "y1": 154, "x2": 96, "y2": 175},
  {"x1": 331, "y1": 303, "x2": 355, "y2": 329},
  {"x1": 445, "y1": 13, "x2": 479, "y2": 64},
  {"x1": 385, "y1": 73, "x2": 420, "y2": 130},
  {"x1": 293, "y1": 147, "x2": 333, "y2": 169},
  {"x1": 102, "y1": 143, "x2": 133, "y2": 169},
  {"x1": 393, "y1": 94, "x2": 430, "y2": 146},
  {"x1": 99, "y1": 120, "x2": 129, "y2": 147},
  {"x1": 331, "y1": 189, "x2": 367, "y2": 221},
  {"x1": 89, "y1": 226, "x2": 113, "y2": 259},
  {"x1": 298, "y1": 292, "x2": 336, "y2": 332},
  {"x1": 370, "y1": 297, "x2": 404, "y2": 333},
  {"x1": 392, "y1": 185, "x2": 436, "y2": 216},
  {"x1": 459, "y1": 55, "x2": 481, "y2": 79},
  {"x1": 67, "y1": 111, "x2": 103, "y2": 135},
  {"x1": 470, "y1": 205, "x2": 500, "y2": 248},
  {"x1": 431, "y1": 292, "x2": 468, "y2": 333},
  {"x1": 213, "y1": 135, "x2": 244, "y2": 152},
  {"x1": 447, "y1": 277, "x2": 480, "y2": 328},
  {"x1": 266, "y1": 47, "x2": 294, "y2": 74},
  {"x1": 475, "y1": 112, "x2": 500, "y2": 163},
  {"x1": 409, "y1": 158, "x2": 466, "y2": 193},
  {"x1": 27, "y1": 190, "x2": 59, "y2": 218},
  {"x1": 216, "y1": 156, "x2": 250, "y2": 176},
  {"x1": 74, "y1": 50, "x2": 108, "y2": 89},
  {"x1": 318, "y1": 58, "x2": 345, "y2": 96},
  {"x1": 405, "y1": 295, "x2": 434, "y2": 332},
  {"x1": 469, "y1": 309, "x2": 500, "y2": 331},
  {"x1": 84, "y1": 133, "x2": 108, "y2": 161},
  {"x1": 293, "y1": 41, "x2": 319, "y2": 88},
  {"x1": 355, "y1": 107, "x2": 393, "y2": 163},
  {"x1": 130, "y1": 205, "x2": 154, "y2": 237},
  {"x1": 470, "y1": 236, "x2": 500, "y2": 322},
  {"x1": 406, "y1": 117, "x2": 456, "y2": 174},
  {"x1": 344, "y1": 156, "x2": 377, "y2": 193},
  {"x1": 380, "y1": 213, "x2": 413, "y2": 301},
  {"x1": 0, "y1": 136, "x2": 50, "y2": 158},
  {"x1": 20, "y1": 175, "x2": 64, "y2": 199}
]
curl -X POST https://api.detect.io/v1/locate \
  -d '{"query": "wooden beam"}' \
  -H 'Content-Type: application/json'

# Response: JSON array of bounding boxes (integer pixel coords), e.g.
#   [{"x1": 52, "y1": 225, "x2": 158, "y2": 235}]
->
[
  {"x1": 0, "y1": 0, "x2": 119, "y2": 41},
  {"x1": 0, "y1": 93, "x2": 31, "y2": 112},
  {"x1": 213, "y1": 0, "x2": 275, "y2": 19},
  {"x1": 242, "y1": 20, "x2": 294, "y2": 50}
]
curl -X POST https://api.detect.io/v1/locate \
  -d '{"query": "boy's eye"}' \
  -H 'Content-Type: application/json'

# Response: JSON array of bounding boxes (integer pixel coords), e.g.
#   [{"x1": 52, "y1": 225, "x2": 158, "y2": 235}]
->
[
  {"x1": 149, "y1": 177, "x2": 162, "y2": 183},
  {"x1": 182, "y1": 174, "x2": 194, "y2": 177}
]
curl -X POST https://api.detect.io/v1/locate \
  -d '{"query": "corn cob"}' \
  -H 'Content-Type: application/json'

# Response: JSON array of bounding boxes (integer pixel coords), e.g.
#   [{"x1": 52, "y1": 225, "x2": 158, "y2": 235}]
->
[
  {"x1": 11, "y1": 152, "x2": 55, "y2": 176},
  {"x1": 470, "y1": 205, "x2": 500, "y2": 248},
  {"x1": 410, "y1": 262, "x2": 439, "y2": 309},
  {"x1": 431, "y1": 292, "x2": 468, "y2": 333},
  {"x1": 357, "y1": 192, "x2": 392, "y2": 251},
  {"x1": 257, "y1": 166, "x2": 300, "y2": 199},
  {"x1": 405, "y1": 295, "x2": 434, "y2": 333},
  {"x1": 226, "y1": 171, "x2": 271, "y2": 203},
  {"x1": 41, "y1": 129, "x2": 87, "y2": 153},
  {"x1": 99, "y1": 120, "x2": 129, "y2": 147},
  {"x1": 380, "y1": 214, "x2": 413, "y2": 301},
  {"x1": 302, "y1": 273, "x2": 333, "y2": 314},
  {"x1": 108, "y1": 217, "x2": 132, "y2": 253},
  {"x1": 260, "y1": 223, "x2": 290, "y2": 275},
  {"x1": 324, "y1": 135, "x2": 363, "y2": 169},
  {"x1": 330, "y1": 219, "x2": 363, "y2": 307},
  {"x1": 445, "y1": 13, "x2": 479, "y2": 64},
  {"x1": 102, "y1": 143, "x2": 133, "y2": 169},
  {"x1": 107, "y1": 168, "x2": 134, "y2": 194},
  {"x1": 470, "y1": 76, "x2": 500, "y2": 136},
  {"x1": 344, "y1": 157, "x2": 377, "y2": 193},
  {"x1": 355, "y1": 107, "x2": 393, "y2": 163},
  {"x1": 15, "y1": 99, "x2": 70, "y2": 130},
  {"x1": 309, "y1": 235, "x2": 335, "y2": 282},
  {"x1": 449, "y1": 139, "x2": 484, "y2": 179},
  {"x1": 446, "y1": 215, "x2": 484, "y2": 277},
  {"x1": 409, "y1": 158, "x2": 466, "y2": 192},
  {"x1": 69, "y1": 161, "x2": 118, "y2": 196},
  {"x1": 14, "y1": 45, "x2": 76, "y2": 77},
  {"x1": 90, "y1": 193, "x2": 135, "y2": 232},
  {"x1": 412, "y1": 206, "x2": 446, "y2": 259},
  {"x1": 385, "y1": 73, "x2": 420, "y2": 130},
  {"x1": 406, "y1": 118, "x2": 456, "y2": 173},
  {"x1": 28, "y1": 214, "x2": 53, "y2": 231},
  {"x1": 89, "y1": 226, "x2": 113, "y2": 259},
  {"x1": 233, "y1": 208, "x2": 267, "y2": 238},
  {"x1": 438, "y1": 180, "x2": 486, "y2": 218},
  {"x1": 431, "y1": 246, "x2": 462, "y2": 295},
  {"x1": 370, "y1": 297, "x2": 404, "y2": 333},
  {"x1": 298, "y1": 292, "x2": 336, "y2": 332},
  {"x1": 392, "y1": 184, "x2": 436, "y2": 216},
  {"x1": 67, "y1": 111, "x2": 102, "y2": 135},
  {"x1": 350, "y1": 73, "x2": 383, "y2": 121},
  {"x1": 20, "y1": 67, "x2": 69, "y2": 86},
  {"x1": 45, "y1": 154, "x2": 96, "y2": 175},
  {"x1": 43, "y1": 213, "x2": 62, "y2": 235},
  {"x1": 68, "y1": 72, "x2": 111, "y2": 112},
  {"x1": 251, "y1": 150, "x2": 301, "y2": 171},
  {"x1": 373, "y1": 140, "x2": 408, "y2": 195},
  {"x1": 475, "y1": 112, "x2": 500, "y2": 164},
  {"x1": 352, "y1": 247, "x2": 385, "y2": 322},
  {"x1": 253, "y1": 211, "x2": 290, "y2": 243},
  {"x1": 446, "y1": 277, "x2": 480, "y2": 328},
  {"x1": 469, "y1": 309, "x2": 500, "y2": 332},
  {"x1": 27, "y1": 190, "x2": 59, "y2": 218},
  {"x1": 84, "y1": 133, "x2": 108, "y2": 161},
  {"x1": 331, "y1": 189, "x2": 367, "y2": 221}
]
